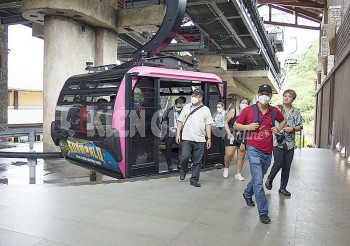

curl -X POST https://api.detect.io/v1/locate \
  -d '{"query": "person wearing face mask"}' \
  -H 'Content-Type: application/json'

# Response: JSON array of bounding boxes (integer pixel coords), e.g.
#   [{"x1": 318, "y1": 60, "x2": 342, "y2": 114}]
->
[
  {"x1": 223, "y1": 98, "x2": 249, "y2": 180},
  {"x1": 176, "y1": 88, "x2": 214, "y2": 187},
  {"x1": 265, "y1": 89, "x2": 303, "y2": 197},
  {"x1": 213, "y1": 101, "x2": 226, "y2": 168},
  {"x1": 161, "y1": 97, "x2": 184, "y2": 171},
  {"x1": 234, "y1": 84, "x2": 286, "y2": 224}
]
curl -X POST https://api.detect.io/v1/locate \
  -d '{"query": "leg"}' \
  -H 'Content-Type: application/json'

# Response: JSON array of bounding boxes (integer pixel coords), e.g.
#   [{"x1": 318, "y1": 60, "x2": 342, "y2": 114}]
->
[
  {"x1": 223, "y1": 145, "x2": 237, "y2": 178},
  {"x1": 177, "y1": 141, "x2": 182, "y2": 170},
  {"x1": 189, "y1": 142, "x2": 205, "y2": 183},
  {"x1": 280, "y1": 148, "x2": 295, "y2": 190},
  {"x1": 224, "y1": 146, "x2": 237, "y2": 168},
  {"x1": 245, "y1": 146, "x2": 269, "y2": 215},
  {"x1": 179, "y1": 141, "x2": 192, "y2": 173},
  {"x1": 236, "y1": 144, "x2": 246, "y2": 174},
  {"x1": 165, "y1": 137, "x2": 175, "y2": 168},
  {"x1": 243, "y1": 146, "x2": 259, "y2": 199},
  {"x1": 267, "y1": 147, "x2": 285, "y2": 183}
]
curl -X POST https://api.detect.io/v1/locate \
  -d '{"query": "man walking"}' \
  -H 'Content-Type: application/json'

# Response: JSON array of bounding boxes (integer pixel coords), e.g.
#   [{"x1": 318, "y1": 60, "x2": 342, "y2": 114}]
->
[
  {"x1": 265, "y1": 89, "x2": 303, "y2": 196},
  {"x1": 234, "y1": 84, "x2": 286, "y2": 224},
  {"x1": 161, "y1": 97, "x2": 184, "y2": 171},
  {"x1": 176, "y1": 88, "x2": 213, "y2": 187}
]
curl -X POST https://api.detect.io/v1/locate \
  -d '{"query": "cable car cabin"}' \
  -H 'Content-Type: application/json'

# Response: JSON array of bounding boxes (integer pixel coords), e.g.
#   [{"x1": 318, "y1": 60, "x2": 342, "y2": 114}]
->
[{"x1": 51, "y1": 64, "x2": 226, "y2": 179}]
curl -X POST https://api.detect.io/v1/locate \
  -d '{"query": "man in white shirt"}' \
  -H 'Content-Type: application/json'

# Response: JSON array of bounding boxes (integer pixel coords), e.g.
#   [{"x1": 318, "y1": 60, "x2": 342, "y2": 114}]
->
[{"x1": 176, "y1": 88, "x2": 213, "y2": 187}]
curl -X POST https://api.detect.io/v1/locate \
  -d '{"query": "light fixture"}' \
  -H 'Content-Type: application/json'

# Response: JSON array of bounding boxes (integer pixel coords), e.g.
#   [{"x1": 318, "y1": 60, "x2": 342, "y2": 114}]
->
[
  {"x1": 341, "y1": 147, "x2": 347, "y2": 158},
  {"x1": 336, "y1": 142, "x2": 341, "y2": 151}
]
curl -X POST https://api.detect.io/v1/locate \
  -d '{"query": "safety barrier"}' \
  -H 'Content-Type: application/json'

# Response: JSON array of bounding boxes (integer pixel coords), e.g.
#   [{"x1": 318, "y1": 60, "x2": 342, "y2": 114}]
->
[{"x1": 0, "y1": 128, "x2": 63, "y2": 184}]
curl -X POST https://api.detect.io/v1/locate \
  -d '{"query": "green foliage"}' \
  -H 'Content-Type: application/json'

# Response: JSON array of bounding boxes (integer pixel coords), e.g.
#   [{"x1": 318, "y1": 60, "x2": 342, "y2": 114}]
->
[{"x1": 275, "y1": 39, "x2": 319, "y2": 147}]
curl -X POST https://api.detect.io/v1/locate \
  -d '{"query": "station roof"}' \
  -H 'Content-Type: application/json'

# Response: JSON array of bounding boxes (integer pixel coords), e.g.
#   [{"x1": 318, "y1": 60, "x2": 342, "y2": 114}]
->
[{"x1": 0, "y1": 0, "x2": 323, "y2": 98}]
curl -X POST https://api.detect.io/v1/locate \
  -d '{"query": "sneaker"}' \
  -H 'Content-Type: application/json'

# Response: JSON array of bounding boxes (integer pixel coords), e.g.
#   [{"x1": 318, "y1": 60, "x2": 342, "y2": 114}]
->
[
  {"x1": 243, "y1": 194, "x2": 255, "y2": 207},
  {"x1": 235, "y1": 173, "x2": 245, "y2": 181},
  {"x1": 223, "y1": 168, "x2": 229, "y2": 178},
  {"x1": 259, "y1": 214, "x2": 271, "y2": 224},
  {"x1": 215, "y1": 163, "x2": 223, "y2": 169},
  {"x1": 265, "y1": 179, "x2": 272, "y2": 190},
  {"x1": 279, "y1": 189, "x2": 291, "y2": 196}
]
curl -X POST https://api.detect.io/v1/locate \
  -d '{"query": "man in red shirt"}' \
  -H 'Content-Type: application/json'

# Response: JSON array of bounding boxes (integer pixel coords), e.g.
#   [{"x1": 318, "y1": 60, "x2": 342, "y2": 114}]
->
[{"x1": 234, "y1": 84, "x2": 286, "y2": 224}]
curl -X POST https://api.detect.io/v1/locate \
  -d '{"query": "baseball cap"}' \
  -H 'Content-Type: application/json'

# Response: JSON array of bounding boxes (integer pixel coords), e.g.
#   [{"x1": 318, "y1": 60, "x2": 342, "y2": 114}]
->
[
  {"x1": 192, "y1": 88, "x2": 204, "y2": 97},
  {"x1": 258, "y1": 84, "x2": 272, "y2": 94}
]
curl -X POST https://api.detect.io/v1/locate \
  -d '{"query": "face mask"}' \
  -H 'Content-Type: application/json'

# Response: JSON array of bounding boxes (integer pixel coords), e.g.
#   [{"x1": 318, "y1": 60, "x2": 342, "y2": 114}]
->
[
  {"x1": 191, "y1": 97, "x2": 199, "y2": 104},
  {"x1": 217, "y1": 108, "x2": 223, "y2": 113},
  {"x1": 239, "y1": 104, "x2": 248, "y2": 110},
  {"x1": 175, "y1": 107, "x2": 182, "y2": 111},
  {"x1": 258, "y1": 95, "x2": 270, "y2": 105}
]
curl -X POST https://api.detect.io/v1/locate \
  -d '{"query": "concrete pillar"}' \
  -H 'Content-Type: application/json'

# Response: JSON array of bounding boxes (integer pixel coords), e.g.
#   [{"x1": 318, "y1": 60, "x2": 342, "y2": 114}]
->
[
  {"x1": 43, "y1": 16, "x2": 97, "y2": 151},
  {"x1": 0, "y1": 25, "x2": 8, "y2": 126},
  {"x1": 95, "y1": 29, "x2": 118, "y2": 66},
  {"x1": 42, "y1": 15, "x2": 118, "y2": 151}
]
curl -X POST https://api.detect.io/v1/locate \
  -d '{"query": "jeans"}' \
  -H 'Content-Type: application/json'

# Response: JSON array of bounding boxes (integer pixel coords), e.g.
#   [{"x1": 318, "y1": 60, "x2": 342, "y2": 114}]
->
[
  {"x1": 244, "y1": 146, "x2": 272, "y2": 215},
  {"x1": 179, "y1": 140, "x2": 205, "y2": 182},
  {"x1": 268, "y1": 146, "x2": 295, "y2": 190}
]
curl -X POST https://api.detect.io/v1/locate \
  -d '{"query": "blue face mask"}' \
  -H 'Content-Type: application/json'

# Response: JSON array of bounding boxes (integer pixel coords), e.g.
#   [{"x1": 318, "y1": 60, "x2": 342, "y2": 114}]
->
[{"x1": 191, "y1": 97, "x2": 199, "y2": 104}]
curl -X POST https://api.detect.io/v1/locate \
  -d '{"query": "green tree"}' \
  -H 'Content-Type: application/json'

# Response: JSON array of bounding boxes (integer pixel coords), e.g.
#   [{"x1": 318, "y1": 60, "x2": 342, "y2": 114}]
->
[{"x1": 275, "y1": 40, "x2": 318, "y2": 147}]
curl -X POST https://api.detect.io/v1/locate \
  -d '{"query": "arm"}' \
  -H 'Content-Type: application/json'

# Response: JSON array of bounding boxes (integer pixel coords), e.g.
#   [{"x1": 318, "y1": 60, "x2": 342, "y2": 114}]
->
[
  {"x1": 272, "y1": 109, "x2": 287, "y2": 134},
  {"x1": 234, "y1": 122, "x2": 259, "y2": 131},
  {"x1": 175, "y1": 121, "x2": 183, "y2": 144},
  {"x1": 205, "y1": 124, "x2": 212, "y2": 149},
  {"x1": 224, "y1": 109, "x2": 234, "y2": 138}
]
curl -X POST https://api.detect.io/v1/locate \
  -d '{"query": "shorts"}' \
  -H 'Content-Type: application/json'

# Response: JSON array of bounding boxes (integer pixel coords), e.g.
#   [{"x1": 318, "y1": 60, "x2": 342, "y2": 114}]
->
[{"x1": 224, "y1": 136, "x2": 243, "y2": 147}]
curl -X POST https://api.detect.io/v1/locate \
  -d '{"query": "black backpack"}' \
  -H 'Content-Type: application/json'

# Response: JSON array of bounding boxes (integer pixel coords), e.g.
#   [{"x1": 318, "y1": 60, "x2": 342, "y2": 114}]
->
[{"x1": 251, "y1": 104, "x2": 275, "y2": 127}]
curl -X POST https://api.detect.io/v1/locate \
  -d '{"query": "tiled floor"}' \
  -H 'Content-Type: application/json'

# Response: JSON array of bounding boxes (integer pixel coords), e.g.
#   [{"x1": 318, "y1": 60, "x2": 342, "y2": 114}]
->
[{"x1": 0, "y1": 148, "x2": 349, "y2": 246}]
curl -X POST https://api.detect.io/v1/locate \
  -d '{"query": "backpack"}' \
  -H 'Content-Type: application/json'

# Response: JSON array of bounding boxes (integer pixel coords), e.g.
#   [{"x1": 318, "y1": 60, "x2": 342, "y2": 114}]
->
[{"x1": 252, "y1": 104, "x2": 275, "y2": 127}]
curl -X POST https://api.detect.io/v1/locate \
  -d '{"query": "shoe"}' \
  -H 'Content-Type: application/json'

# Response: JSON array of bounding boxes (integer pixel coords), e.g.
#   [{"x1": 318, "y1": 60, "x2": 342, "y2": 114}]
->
[
  {"x1": 223, "y1": 168, "x2": 229, "y2": 178},
  {"x1": 176, "y1": 165, "x2": 181, "y2": 171},
  {"x1": 215, "y1": 163, "x2": 223, "y2": 169},
  {"x1": 260, "y1": 214, "x2": 271, "y2": 224},
  {"x1": 168, "y1": 166, "x2": 173, "y2": 172},
  {"x1": 265, "y1": 179, "x2": 272, "y2": 190},
  {"x1": 235, "y1": 173, "x2": 245, "y2": 181},
  {"x1": 190, "y1": 181, "x2": 201, "y2": 187},
  {"x1": 279, "y1": 189, "x2": 291, "y2": 196},
  {"x1": 243, "y1": 194, "x2": 255, "y2": 207},
  {"x1": 180, "y1": 172, "x2": 186, "y2": 180}
]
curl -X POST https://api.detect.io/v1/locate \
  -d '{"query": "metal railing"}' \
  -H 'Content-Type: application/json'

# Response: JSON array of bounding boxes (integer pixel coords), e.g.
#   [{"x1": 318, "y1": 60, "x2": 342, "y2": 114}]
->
[{"x1": 0, "y1": 127, "x2": 63, "y2": 184}]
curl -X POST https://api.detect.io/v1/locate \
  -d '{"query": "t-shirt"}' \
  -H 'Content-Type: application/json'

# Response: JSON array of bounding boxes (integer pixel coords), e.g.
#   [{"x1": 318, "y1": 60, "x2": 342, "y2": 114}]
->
[
  {"x1": 235, "y1": 103, "x2": 284, "y2": 153},
  {"x1": 178, "y1": 103, "x2": 214, "y2": 142}
]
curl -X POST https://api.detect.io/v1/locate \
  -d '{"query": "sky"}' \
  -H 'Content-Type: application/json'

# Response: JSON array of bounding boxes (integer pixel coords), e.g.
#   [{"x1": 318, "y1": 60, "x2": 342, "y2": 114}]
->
[
  {"x1": 8, "y1": 25, "x2": 44, "y2": 90},
  {"x1": 7, "y1": 8, "x2": 319, "y2": 90}
]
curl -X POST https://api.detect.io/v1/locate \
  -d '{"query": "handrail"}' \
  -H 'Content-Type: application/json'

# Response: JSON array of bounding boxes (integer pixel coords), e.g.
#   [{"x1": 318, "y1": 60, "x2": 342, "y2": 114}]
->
[
  {"x1": 0, "y1": 128, "x2": 42, "y2": 137},
  {"x1": 0, "y1": 151, "x2": 62, "y2": 158},
  {"x1": 0, "y1": 128, "x2": 63, "y2": 184}
]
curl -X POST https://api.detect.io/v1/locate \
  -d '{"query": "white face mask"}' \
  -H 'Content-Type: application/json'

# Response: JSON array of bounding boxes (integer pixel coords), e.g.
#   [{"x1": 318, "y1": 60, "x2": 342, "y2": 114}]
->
[
  {"x1": 191, "y1": 97, "x2": 199, "y2": 104},
  {"x1": 239, "y1": 104, "x2": 248, "y2": 110},
  {"x1": 258, "y1": 95, "x2": 270, "y2": 105},
  {"x1": 217, "y1": 108, "x2": 223, "y2": 113}
]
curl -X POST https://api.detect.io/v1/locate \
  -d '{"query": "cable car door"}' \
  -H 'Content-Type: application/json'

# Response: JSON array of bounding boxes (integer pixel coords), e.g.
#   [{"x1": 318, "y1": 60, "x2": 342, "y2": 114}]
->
[
  {"x1": 203, "y1": 81, "x2": 227, "y2": 167},
  {"x1": 126, "y1": 75, "x2": 159, "y2": 177}
]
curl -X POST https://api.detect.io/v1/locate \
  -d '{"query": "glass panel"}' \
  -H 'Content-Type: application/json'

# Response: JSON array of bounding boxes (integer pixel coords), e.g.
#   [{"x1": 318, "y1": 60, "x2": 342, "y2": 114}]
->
[
  {"x1": 56, "y1": 78, "x2": 121, "y2": 141},
  {"x1": 130, "y1": 78, "x2": 157, "y2": 168}
]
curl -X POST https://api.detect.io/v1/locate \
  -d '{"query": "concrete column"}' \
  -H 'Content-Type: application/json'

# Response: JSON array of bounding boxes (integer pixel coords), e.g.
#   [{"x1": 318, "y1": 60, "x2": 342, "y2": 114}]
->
[
  {"x1": 0, "y1": 25, "x2": 8, "y2": 126},
  {"x1": 95, "y1": 29, "x2": 118, "y2": 66},
  {"x1": 43, "y1": 16, "x2": 96, "y2": 151}
]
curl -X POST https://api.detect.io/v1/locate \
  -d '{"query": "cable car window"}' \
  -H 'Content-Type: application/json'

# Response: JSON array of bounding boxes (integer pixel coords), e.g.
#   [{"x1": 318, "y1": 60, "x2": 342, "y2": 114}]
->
[{"x1": 56, "y1": 77, "x2": 121, "y2": 140}]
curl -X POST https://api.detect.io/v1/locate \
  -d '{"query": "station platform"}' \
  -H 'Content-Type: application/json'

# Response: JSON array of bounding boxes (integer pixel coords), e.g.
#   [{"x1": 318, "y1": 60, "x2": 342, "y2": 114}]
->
[{"x1": 0, "y1": 148, "x2": 349, "y2": 246}]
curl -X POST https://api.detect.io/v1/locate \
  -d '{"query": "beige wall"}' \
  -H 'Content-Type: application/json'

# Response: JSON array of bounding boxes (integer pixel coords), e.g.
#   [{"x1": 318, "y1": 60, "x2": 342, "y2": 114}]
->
[{"x1": 8, "y1": 90, "x2": 43, "y2": 107}]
